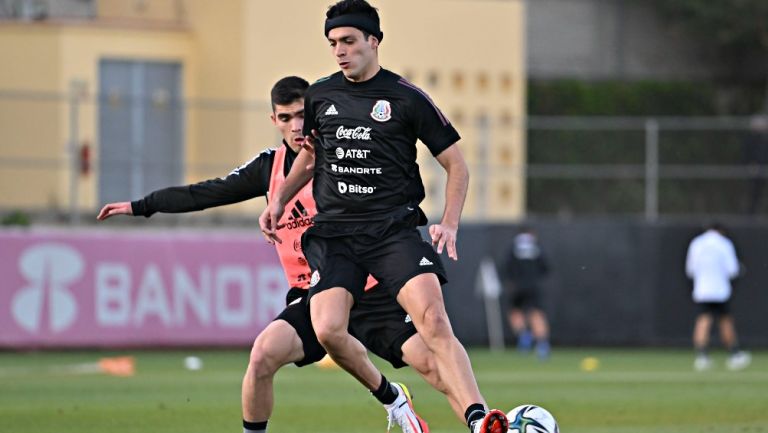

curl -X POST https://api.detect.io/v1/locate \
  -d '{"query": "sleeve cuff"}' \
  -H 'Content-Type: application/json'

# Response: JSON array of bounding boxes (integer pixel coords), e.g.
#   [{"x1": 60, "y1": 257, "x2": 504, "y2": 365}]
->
[{"x1": 131, "y1": 200, "x2": 151, "y2": 218}]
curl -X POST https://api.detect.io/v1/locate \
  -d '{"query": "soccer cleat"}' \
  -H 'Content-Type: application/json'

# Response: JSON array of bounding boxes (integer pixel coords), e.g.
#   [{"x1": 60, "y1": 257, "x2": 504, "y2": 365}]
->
[
  {"x1": 535, "y1": 341, "x2": 551, "y2": 361},
  {"x1": 726, "y1": 351, "x2": 751, "y2": 371},
  {"x1": 693, "y1": 355, "x2": 713, "y2": 372},
  {"x1": 517, "y1": 331, "x2": 533, "y2": 353},
  {"x1": 470, "y1": 409, "x2": 509, "y2": 433},
  {"x1": 385, "y1": 382, "x2": 429, "y2": 433}
]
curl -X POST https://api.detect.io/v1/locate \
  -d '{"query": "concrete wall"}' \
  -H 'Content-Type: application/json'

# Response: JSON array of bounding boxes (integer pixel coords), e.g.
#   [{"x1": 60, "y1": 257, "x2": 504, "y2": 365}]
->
[{"x1": 441, "y1": 221, "x2": 768, "y2": 347}]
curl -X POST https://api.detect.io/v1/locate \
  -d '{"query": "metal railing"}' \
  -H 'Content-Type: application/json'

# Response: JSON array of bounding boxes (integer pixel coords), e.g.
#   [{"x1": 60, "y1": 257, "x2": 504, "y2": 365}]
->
[{"x1": 1, "y1": 88, "x2": 767, "y2": 225}]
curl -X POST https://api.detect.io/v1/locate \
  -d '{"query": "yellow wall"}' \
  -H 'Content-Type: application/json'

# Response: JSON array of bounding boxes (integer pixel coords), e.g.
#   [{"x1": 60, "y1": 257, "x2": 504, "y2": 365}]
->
[
  {"x1": 0, "y1": 25, "x2": 62, "y2": 209},
  {"x1": 0, "y1": 21, "x2": 194, "y2": 212},
  {"x1": 0, "y1": 0, "x2": 525, "y2": 220}
]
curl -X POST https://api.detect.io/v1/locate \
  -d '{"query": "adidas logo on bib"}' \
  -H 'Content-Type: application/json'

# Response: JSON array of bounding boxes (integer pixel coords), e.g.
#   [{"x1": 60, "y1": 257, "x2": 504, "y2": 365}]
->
[
  {"x1": 419, "y1": 257, "x2": 433, "y2": 266},
  {"x1": 325, "y1": 104, "x2": 338, "y2": 115}
]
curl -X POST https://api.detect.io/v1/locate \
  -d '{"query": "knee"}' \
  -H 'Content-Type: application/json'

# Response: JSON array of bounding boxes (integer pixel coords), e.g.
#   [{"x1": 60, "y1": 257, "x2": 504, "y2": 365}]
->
[
  {"x1": 419, "y1": 303, "x2": 453, "y2": 341},
  {"x1": 313, "y1": 323, "x2": 348, "y2": 351},
  {"x1": 248, "y1": 341, "x2": 280, "y2": 379}
]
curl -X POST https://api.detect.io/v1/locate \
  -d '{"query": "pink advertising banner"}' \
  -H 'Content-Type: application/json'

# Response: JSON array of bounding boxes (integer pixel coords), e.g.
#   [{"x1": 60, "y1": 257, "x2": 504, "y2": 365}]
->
[{"x1": 0, "y1": 228, "x2": 287, "y2": 348}]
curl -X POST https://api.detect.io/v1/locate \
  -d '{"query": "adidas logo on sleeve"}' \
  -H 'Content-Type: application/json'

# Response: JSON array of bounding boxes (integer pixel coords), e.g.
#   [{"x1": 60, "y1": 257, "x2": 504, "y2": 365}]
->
[
  {"x1": 419, "y1": 257, "x2": 433, "y2": 266},
  {"x1": 324, "y1": 104, "x2": 338, "y2": 115}
]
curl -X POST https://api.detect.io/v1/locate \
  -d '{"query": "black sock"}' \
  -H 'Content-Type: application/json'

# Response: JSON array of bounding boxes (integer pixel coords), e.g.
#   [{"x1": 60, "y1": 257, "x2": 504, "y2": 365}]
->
[
  {"x1": 243, "y1": 419, "x2": 267, "y2": 433},
  {"x1": 464, "y1": 403, "x2": 486, "y2": 427},
  {"x1": 371, "y1": 375, "x2": 397, "y2": 405}
]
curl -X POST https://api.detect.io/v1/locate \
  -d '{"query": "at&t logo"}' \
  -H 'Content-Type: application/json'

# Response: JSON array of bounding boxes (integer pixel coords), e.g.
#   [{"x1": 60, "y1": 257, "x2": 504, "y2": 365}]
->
[{"x1": 11, "y1": 243, "x2": 82, "y2": 334}]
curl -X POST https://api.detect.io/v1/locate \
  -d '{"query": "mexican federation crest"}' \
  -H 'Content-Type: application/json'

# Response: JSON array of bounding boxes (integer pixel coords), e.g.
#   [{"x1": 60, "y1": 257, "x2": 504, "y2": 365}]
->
[{"x1": 370, "y1": 99, "x2": 392, "y2": 122}]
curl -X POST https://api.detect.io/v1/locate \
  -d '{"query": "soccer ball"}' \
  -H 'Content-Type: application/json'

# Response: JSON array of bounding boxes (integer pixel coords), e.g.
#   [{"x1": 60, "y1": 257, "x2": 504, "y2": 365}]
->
[{"x1": 506, "y1": 404, "x2": 559, "y2": 433}]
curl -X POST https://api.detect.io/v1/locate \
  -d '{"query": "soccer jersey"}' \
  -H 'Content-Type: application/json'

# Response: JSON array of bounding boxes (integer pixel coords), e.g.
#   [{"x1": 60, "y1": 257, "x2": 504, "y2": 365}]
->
[{"x1": 303, "y1": 68, "x2": 460, "y2": 223}]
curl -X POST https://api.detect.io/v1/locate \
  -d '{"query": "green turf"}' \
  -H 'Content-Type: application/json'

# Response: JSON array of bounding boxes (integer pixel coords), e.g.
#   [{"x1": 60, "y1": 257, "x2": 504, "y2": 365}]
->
[{"x1": 1, "y1": 348, "x2": 766, "y2": 432}]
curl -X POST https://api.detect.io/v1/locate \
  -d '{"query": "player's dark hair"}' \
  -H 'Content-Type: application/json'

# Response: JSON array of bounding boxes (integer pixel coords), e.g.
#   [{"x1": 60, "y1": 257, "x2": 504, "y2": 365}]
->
[
  {"x1": 706, "y1": 221, "x2": 726, "y2": 234},
  {"x1": 325, "y1": 0, "x2": 382, "y2": 42},
  {"x1": 270, "y1": 76, "x2": 309, "y2": 111}
]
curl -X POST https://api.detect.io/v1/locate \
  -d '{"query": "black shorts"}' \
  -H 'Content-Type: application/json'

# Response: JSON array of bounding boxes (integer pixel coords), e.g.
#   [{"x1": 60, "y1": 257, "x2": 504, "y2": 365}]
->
[
  {"x1": 274, "y1": 287, "x2": 417, "y2": 368},
  {"x1": 507, "y1": 287, "x2": 543, "y2": 311},
  {"x1": 302, "y1": 220, "x2": 447, "y2": 302},
  {"x1": 274, "y1": 288, "x2": 326, "y2": 367},
  {"x1": 350, "y1": 285, "x2": 417, "y2": 369},
  {"x1": 695, "y1": 301, "x2": 731, "y2": 316}
]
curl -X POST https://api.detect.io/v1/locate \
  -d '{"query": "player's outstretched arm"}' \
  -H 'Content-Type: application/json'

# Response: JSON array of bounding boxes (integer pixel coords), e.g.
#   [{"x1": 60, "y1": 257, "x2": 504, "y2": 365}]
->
[
  {"x1": 431, "y1": 144, "x2": 469, "y2": 260},
  {"x1": 96, "y1": 202, "x2": 133, "y2": 221}
]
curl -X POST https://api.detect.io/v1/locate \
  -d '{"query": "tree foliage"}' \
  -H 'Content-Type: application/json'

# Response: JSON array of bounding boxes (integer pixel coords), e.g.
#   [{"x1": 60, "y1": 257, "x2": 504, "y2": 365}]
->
[{"x1": 648, "y1": 0, "x2": 768, "y2": 88}]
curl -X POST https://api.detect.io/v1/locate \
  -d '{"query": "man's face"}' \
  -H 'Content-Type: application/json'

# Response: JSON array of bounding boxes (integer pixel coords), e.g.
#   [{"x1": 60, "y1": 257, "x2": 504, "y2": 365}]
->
[
  {"x1": 270, "y1": 100, "x2": 305, "y2": 151},
  {"x1": 328, "y1": 27, "x2": 378, "y2": 81}
]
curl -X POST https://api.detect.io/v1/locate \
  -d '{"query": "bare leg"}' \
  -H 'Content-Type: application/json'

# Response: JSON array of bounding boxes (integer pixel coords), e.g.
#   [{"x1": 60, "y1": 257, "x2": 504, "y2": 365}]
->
[
  {"x1": 693, "y1": 313, "x2": 713, "y2": 351},
  {"x1": 401, "y1": 334, "x2": 464, "y2": 422},
  {"x1": 310, "y1": 287, "x2": 382, "y2": 389},
  {"x1": 718, "y1": 315, "x2": 738, "y2": 350},
  {"x1": 528, "y1": 309, "x2": 549, "y2": 341},
  {"x1": 242, "y1": 320, "x2": 305, "y2": 423},
  {"x1": 507, "y1": 309, "x2": 526, "y2": 335},
  {"x1": 397, "y1": 273, "x2": 486, "y2": 412}
]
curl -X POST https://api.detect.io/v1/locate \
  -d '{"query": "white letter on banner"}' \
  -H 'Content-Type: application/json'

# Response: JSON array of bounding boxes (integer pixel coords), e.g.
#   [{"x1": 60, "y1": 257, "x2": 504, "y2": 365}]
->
[
  {"x1": 173, "y1": 265, "x2": 212, "y2": 326},
  {"x1": 215, "y1": 266, "x2": 252, "y2": 327},
  {"x1": 256, "y1": 266, "x2": 288, "y2": 324},
  {"x1": 95, "y1": 262, "x2": 131, "y2": 326},
  {"x1": 133, "y1": 264, "x2": 172, "y2": 326}
]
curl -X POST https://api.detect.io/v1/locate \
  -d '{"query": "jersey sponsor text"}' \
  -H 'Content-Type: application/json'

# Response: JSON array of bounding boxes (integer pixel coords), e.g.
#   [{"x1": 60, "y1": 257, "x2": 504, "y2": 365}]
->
[
  {"x1": 336, "y1": 126, "x2": 372, "y2": 141},
  {"x1": 331, "y1": 164, "x2": 382, "y2": 175}
]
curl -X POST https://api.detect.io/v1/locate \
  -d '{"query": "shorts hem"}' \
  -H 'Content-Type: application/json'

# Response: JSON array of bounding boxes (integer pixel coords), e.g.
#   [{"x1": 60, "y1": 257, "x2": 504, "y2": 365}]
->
[{"x1": 389, "y1": 268, "x2": 448, "y2": 298}]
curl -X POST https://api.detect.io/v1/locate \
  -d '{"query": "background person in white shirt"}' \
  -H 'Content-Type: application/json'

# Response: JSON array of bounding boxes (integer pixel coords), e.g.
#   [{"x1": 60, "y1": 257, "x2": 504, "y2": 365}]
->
[{"x1": 685, "y1": 223, "x2": 750, "y2": 371}]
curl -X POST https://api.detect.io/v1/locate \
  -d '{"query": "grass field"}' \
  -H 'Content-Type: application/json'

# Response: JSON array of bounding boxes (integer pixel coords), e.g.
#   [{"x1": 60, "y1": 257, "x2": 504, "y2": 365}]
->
[{"x1": 1, "y1": 348, "x2": 766, "y2": 433}]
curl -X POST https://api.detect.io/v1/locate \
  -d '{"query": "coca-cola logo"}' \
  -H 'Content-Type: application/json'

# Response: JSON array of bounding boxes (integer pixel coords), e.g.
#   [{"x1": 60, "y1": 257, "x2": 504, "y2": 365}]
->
[{"x1": 336, "y1": 126, "x2": 372, "y2": 141}]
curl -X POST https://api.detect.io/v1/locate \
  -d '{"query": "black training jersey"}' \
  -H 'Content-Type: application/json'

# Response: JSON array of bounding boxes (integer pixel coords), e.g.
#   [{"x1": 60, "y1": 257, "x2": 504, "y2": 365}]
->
[
  {"x1": 303, "y1": 68, "x2": 460, "y2": 223},
  {"x1": 131, "y1": 141, "x2": 298, "y2": 217}
]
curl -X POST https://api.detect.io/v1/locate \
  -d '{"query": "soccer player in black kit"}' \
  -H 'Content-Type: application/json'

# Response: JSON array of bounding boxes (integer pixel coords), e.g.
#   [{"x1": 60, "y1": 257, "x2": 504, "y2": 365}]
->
[
  {"x1": 259, "y1": 2, "x2": 509, "y2": 432},
  {"x1": 98, "y1": 77, "x2": 475, "y2": 433}
]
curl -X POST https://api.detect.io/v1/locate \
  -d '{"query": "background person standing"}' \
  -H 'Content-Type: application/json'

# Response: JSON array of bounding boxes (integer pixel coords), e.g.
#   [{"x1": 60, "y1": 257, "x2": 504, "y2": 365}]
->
[
  {"x1": 503, "y1": 227, "x2": 551, "y2": 360},
  {"x1": 685, "y1": 222, "x2": 751, "y2": 371}
]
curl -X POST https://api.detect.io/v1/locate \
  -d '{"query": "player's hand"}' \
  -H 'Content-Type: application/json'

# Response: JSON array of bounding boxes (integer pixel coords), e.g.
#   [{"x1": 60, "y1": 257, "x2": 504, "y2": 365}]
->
[
  {"x1": 429, "y1": 223, "x2": 459, "y2": 260},
  {"x1": 97, "y1": 202, "x2": 132, "y2": 221},
  {"x1": 259, "y1": 201, "x2": 286, "y2": 245},
  {"x1": 301, "y1": 129, "x2": 320, "y2": 171}
]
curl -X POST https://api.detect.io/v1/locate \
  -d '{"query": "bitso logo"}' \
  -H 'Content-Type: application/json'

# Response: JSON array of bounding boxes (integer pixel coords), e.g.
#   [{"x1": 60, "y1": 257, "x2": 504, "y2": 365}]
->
[
  {"x1": 12, "y1": 243, "x2": 83, "y2": 333},
  {"x1": 337, "y1": 181, "x2": 375, "y2": 194}
]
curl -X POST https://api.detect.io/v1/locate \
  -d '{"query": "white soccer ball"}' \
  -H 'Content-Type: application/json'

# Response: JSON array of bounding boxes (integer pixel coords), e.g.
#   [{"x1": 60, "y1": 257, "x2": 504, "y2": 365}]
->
[
  {"x1": 507, "y1": 404, "x2": 559, "y2": 433},
  {"x1": 184, "y1": 356, "x2": 203, "y2": 371}
]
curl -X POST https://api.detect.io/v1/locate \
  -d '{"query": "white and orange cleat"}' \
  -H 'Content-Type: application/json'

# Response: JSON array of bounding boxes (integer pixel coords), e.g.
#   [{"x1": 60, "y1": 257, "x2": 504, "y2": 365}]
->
[
  {"x1": 385, "y1": 382, "x2": 429, "y2": 433},
  {"x1": 471, "y1": 409, "x2": 509, "y2": 433}
]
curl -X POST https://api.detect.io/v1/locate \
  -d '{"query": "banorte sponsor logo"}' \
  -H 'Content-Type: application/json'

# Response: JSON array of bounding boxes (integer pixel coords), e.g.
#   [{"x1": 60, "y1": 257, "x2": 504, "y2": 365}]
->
[
  {"x1": 12, "y1": 243, "x2": 82, "y2": 333},
  {"x1": 336, "y1": 125, "x2": 372, "y2": 141}
]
